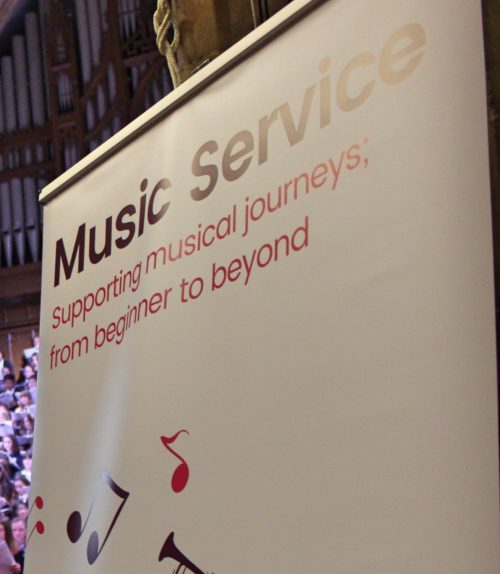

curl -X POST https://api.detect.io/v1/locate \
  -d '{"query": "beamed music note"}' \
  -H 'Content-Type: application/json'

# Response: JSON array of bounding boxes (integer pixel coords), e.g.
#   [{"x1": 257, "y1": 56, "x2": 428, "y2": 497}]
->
[{"x1": 67, "y1": 473, "x2": 129, "y2": 564}]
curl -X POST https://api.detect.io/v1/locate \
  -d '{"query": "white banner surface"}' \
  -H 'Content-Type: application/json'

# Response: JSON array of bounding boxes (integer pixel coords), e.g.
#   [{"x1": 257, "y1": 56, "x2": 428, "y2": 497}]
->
[{"x1": 30, "y1": 0, "x2": 499, "y2": 572}]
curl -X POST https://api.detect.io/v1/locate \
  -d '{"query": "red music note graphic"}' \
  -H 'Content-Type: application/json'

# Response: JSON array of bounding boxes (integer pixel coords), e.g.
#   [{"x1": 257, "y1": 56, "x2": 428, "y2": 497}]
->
[
  {"x1": 66, "y1": 473, "x2": 129, "y2": 564},
  {"x1": 161, "y1": 430, "x2": 190, "y2": 493},
  {"x1": 26, "y1": 496, "x2": 45, "y2": 547}
]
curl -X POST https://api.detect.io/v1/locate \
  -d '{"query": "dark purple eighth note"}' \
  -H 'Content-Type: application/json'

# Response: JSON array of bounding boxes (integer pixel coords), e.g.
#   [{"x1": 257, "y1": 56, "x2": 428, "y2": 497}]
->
[{"x1": 67, "y1": 473, "x2": 130, "y2": 565}]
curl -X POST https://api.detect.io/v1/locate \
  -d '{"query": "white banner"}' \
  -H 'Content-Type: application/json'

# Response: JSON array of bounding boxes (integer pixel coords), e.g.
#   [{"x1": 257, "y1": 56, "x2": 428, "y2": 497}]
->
[{"x1": 30, "y1": 0, "x2": 499, "y2": 572}]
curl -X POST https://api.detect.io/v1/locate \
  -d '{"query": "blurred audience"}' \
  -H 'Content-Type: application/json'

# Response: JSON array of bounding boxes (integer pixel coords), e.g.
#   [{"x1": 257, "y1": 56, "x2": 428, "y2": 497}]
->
[{"x1": 0, "y1": 339, "x2": 41, "y2": 573}]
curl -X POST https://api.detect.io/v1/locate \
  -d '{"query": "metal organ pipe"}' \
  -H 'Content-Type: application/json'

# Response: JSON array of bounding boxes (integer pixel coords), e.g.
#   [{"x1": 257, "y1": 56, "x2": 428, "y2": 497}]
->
[
  {"x1": 99, "y1": 0, "x2": 109, "y2": 31},
  {"x1": 1, "y1": 55, "x2": 22, "y2": 264},
  {"x1": 119, "y1": 0, "x2": 130, "y2": 39},
  {"x1": 13, "y1": 33, "x2": 39, "y2": 264},
  {"x1": 75, "y1": 0, "x2": 96, "y2": 155},
  {"x1": 25, "y1": 13, "x2": 46, "y2": 127},
  {"x1": 87, "y1": 0, "x2": 103, "y2": 68},
  {"x1": 24, "y1": 14, "x2": 44, "y2": 263},
  {"x1": 0, "y1": 78, "x2": 4, "y2": 132},
  {"x1": 0, "y1": 85, "x2": 8, "y2": 265},
  {"x1": 127, "y1": 0, "x2": 138, "y2": 35},
  {"x1": 23, "y1": 177, "x2": 40, "y2": 262},
  {"x1": 0, "y1": 74, "x2": 11, "y2": 266},
  {"x1": 88, "y1": 0, "x2": 113, "y2": 144},
  {"x1": 10, "y1": 178, "x2": 25, "y2": 264},
  {"x1": 12, "y1": 36, "x2": 31, "y2": 130},
  {"x1": 25, "y1": 12, "x2": 46, "y2": 169},
  {"x1": 108, "y1": 63, "x2": 117, "y2": 101},
  {"x1": 0, "y1": 181, "x2": 13, "y2": 267},
  {"x1": 1, "y1": 57, "x2": 17, "y2": 133},
  {"x1": 75, "y1": 0, "x2": 92, "y2": 84}
]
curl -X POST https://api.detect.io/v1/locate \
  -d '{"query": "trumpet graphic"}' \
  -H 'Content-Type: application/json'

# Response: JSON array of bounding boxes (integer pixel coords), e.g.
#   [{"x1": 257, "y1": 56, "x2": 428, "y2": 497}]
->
[{"x1": 159, "y1": 532, "x2": 205, "y2": 574}]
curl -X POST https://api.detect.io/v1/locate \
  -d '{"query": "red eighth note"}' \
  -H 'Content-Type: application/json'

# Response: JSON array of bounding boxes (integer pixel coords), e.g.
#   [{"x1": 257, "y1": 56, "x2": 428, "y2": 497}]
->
[
  {"x1": 26, "y1": 496, "x2": 45, "y2": 546},
  {"x1": 160, "y1": 430, "x2": 190, "y2": 493}
]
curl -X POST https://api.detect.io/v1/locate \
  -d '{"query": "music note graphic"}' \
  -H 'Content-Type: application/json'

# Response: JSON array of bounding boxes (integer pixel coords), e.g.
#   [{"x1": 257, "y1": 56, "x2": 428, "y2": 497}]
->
[
  {"x1": 26, "y1": 496, "x2": 45, "y2": 547},
  {"x1": 158, "y1": 531, "x2": 204, "y2": 574},
  {"x1": 161, "y1": 430, "x2": 190, "y2": 493},
  {"x1": 66, "y1": 473, "x2": 130, "y2": 565}
]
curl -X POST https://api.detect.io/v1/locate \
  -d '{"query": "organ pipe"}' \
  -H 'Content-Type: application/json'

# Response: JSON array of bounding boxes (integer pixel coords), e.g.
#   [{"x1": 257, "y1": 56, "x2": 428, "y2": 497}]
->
[
  {"x1": 12, "y1": 36, "x2": 31, "y2": 129},
  {"x1": 0, "y1": 181, "x2": 13, "y2": 267},
  {"x1": 25, "y1": 12, "x2": 46, "y2": 127},
  {"x1": 1, "y1": 57, "x2": 17, "y2": 133},
  {"x1": 23, "y1": 177, "x2": 40, "y2": 262},
  {"x1": 75, "y1": 0, "x2": 92, "y2": 84},
  {"x1": 99, "y1": 0, "x2": 109, "y2": 31},
  {"x1": 87, "y1": 0, "x2": 103, "y2": 68},
  {"x1": 127, "y1": 0, "x2": 138, "y2": 35},
  {"x1": 0, "y1": 78, "x2": 4, "y2": 132},
  {"x1": 10, "y1": 178, "x2": 25, "y2": 265},
  {"x1": 118, "y1": 0, "x2": 130, "y2": 39}
]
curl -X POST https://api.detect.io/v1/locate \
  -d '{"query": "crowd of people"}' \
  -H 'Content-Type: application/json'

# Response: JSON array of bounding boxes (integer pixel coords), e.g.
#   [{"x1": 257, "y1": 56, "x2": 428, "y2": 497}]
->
[{"x1": 0, "y1": 340, "x2": 39, "y2": 573}]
